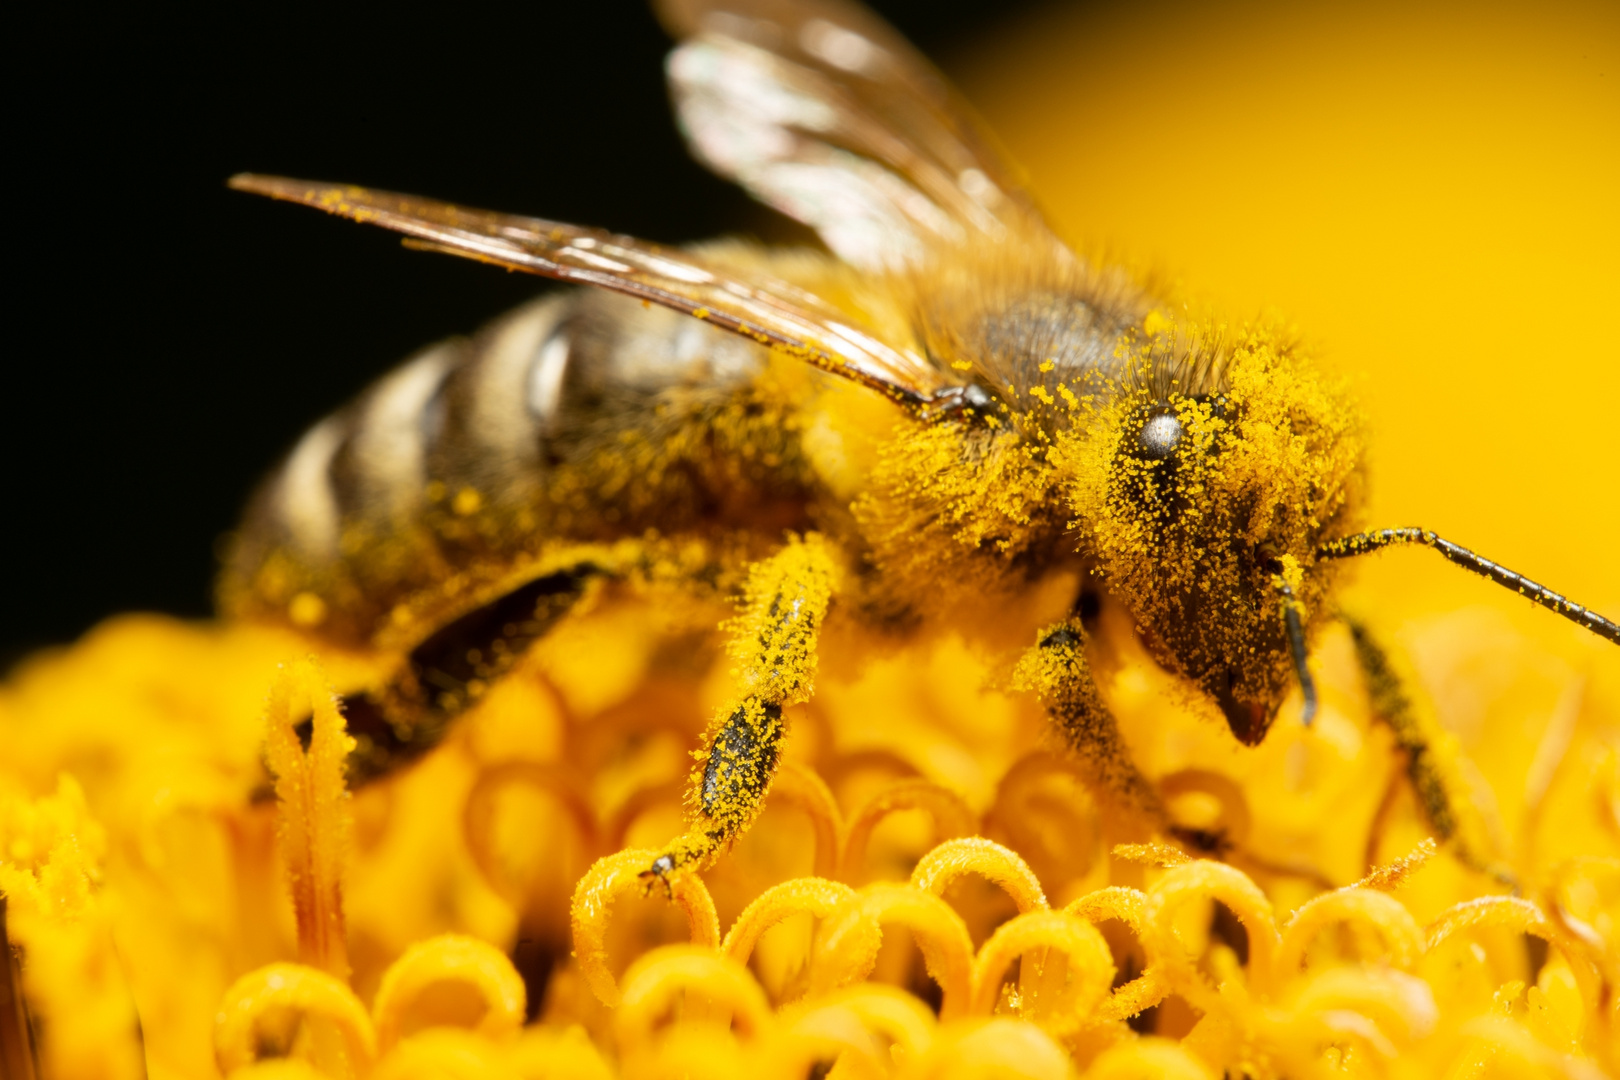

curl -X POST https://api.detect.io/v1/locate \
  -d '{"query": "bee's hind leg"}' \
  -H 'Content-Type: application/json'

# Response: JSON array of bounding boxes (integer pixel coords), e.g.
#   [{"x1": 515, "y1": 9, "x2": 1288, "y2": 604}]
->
[
  {"x1": 642, "y1": 535, "x2": 835, "y2": 887},
  {"x1": 336, "y1": 562, "x2": 606, "y2": 787},
  {"x1": 1016, "y1": 618, "x2": 1167, "y2": 838},
  {"x1": 1342, "y1": 615, "x2": 1516, "y2": 888}
]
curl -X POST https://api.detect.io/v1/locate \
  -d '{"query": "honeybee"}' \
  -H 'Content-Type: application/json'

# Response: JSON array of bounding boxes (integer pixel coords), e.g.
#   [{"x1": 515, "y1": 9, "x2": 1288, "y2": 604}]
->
[{"x1": 224, "y1": 0, "x2": 1618, "y2": 886}]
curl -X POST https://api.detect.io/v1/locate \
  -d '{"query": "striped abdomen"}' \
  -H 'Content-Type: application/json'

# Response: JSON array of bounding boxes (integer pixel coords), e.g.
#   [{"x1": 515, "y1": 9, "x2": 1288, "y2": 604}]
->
[{"x1": 219, "y1": 286, "x2": 821, "y2": 649}]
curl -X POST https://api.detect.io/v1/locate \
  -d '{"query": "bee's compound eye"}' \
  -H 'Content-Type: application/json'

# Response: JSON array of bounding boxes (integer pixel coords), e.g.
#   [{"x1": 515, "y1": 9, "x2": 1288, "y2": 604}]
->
[{"x1": 1139, "y1": 412, "x2": 1182, "y2": 459}]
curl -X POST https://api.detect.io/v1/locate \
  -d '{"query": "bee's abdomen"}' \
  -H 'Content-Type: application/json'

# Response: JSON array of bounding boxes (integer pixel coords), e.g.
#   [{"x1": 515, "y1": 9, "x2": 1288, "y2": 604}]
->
[
  {"x1": 219, "y1": 290, "x2": 800, "y2": 645},
  {"x1": 218, "y1": 293, "x2": 571, "y2": 641}
]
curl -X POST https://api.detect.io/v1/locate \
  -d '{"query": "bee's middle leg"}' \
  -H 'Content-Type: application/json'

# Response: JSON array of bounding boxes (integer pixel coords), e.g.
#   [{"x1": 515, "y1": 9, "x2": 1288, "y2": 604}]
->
[
  {"x1": 643, "y1": 535, "x2": 835, "y2": 884},
  {"x1": 1017, "y1": 618, "x2": 1166, "y2": 836}
]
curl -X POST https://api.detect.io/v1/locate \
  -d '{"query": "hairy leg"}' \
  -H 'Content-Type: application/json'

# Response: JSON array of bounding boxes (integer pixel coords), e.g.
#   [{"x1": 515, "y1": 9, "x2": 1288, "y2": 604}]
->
[
  {"x1": 643, "y1": 534, "x2": 836, "y2": 883},
  {"x1": 1344, "y1": 615, "x2": 1515, "y2": 887},
  {"x1": 1016, "y1": 619, "x2": 1165, "y2": 836},
  {"x1": 316, "y1": 556, "x2": 612, "y2": 787}
]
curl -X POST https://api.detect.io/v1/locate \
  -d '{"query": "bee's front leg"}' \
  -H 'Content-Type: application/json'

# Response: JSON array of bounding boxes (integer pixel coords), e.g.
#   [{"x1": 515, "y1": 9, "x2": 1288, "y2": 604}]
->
[
  {"x1": 1016, "y1": 619, "x2": 1167, "y2": 836},
  {"x1": 1343, "y1": 616, "x2": 1516, "y2": 888},
  {"x1": 642, "y1": 535, "x2": 836, "y2": 888}
]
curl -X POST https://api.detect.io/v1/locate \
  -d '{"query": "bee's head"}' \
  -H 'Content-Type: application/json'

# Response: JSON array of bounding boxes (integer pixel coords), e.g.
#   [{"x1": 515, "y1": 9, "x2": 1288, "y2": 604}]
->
[{"x1": 1059, "y1": 328, "x2": 1366, "y2": 743}]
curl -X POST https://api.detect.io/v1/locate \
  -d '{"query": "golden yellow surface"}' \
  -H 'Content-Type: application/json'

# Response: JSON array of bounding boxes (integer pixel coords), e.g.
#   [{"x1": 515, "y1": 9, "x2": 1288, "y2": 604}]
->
[
  {"x1": 3, "y1": 3, "x2": 1619, "y2": 1079},
  {"x1": 4, "y1": 589, "x2": 1617, "y2": 1078}
]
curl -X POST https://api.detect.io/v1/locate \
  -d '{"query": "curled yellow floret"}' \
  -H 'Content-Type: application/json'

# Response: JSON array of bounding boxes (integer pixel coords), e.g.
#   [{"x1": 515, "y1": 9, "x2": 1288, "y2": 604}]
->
[
  {"x1": 1274, "y1": 884, "x2": 1426, "y2": 975},
  {"x1": 371, "y1": 935, "x2": 527, "y2": 1052},
  {"x1": 614, "y1": 946, "x2": 773, "y2": 1053},
  {"x1": 1, "y1": 565, "x2": 1616, "y2": 1079},
  {"x1": 721, "y1": 877, "x2": 856, "y2": 966},
  {"x1": 570, "y1": 849, "x2": 722, "y2": 1007},
  {"x1": 214, "y1": 963, "x2": 376, "y2": 1075},
  {"x1": 811, "y1": 884, "x2": 976, "y2": 1018},
  {"x1": 968, "y1": 910, "x2": 1113, "y2": 1033}
]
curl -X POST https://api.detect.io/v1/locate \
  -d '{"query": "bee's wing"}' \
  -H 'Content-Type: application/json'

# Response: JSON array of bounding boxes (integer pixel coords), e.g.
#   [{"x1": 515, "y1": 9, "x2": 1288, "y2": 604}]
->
[
  {"x1": 657, "y1": 0, "x2": 1061, "y2": 270},
  {"x1": 229, "y1": 175, "x2": 950, "y2": 406}
]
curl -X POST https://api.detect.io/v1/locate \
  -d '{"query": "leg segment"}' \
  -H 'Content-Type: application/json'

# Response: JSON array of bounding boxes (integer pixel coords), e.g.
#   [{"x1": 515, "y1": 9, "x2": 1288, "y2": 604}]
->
[
  {"x1": 332, "y1": 563, "x2": 603, "y2": 785},
  {"x1": 1015, "y1": 619, "x2": 1165, "y2": 836},
  {"x1": 644, "y1": 535, "x2": 835, "y2": 882},
  {"x1": 1344, "y1": 616, "x2": 1514, "y2": 886}
]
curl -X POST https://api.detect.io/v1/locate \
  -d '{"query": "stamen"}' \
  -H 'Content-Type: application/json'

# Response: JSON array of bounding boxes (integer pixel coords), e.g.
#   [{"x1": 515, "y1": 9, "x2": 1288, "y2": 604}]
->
[
  {"x1": 1318, "y1": 528, "x2": 1619, "y2": 646},
  {"x1": 1277, "y1": 581, "x2": 1318, "y2": 725}
]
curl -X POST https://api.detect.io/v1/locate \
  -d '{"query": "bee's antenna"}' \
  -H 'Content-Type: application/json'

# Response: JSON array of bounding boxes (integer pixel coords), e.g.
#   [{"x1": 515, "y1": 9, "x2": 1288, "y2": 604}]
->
[
  {"x1": 1317, "y1": 528, "x2": 1620, "y2": 646},
  {"x1": 1276, "y1": 581, "x2": 1318, "y2": 725}
]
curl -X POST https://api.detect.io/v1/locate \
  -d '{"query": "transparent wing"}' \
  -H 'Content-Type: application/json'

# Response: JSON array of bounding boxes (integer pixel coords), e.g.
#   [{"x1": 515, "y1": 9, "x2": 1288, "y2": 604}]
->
[
  {"x1": 657, "y1": 0, "x2": 1062, "y2": 270},
  {"x1": 230, "y1": 174, "x2": 952, "y2": 406}
]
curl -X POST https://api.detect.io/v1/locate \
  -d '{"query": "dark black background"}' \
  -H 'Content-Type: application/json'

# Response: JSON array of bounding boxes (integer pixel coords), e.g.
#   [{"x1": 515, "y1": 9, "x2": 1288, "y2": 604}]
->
[{"x1": 5, "y1": 0, "x2": 1057, "y2": 666}]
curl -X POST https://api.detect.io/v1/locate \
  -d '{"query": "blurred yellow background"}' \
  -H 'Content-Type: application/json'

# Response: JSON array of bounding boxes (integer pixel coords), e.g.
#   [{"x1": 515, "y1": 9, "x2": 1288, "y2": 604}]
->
[{"x1": 959, "y1": 0, "x2": 1619, "y2": 654}]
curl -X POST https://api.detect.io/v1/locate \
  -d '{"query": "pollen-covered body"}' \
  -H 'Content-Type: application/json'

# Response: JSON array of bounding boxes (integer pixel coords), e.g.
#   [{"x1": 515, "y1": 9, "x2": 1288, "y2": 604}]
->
[
  {"x1": 220, "y1": 238, "x2": 1159, "y2": 655},
  {"x1": 220, "y1": 0, "x2": 1613, "y2": 884},
  {"x1": 222, "y1": 248, "x2": 829, "y2": 651},
  {"x1": 220, "y1": 227, "x2": 1373, "y2": 872}
]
